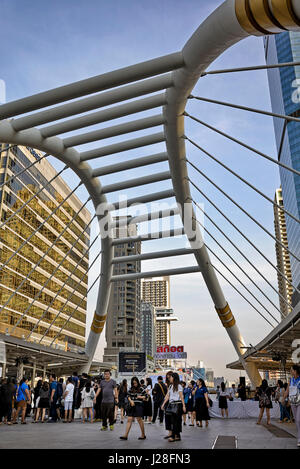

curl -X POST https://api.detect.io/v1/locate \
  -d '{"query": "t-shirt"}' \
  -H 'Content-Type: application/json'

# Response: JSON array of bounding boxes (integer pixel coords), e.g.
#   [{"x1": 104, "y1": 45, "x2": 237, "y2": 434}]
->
[
  {"x1": 65, "y1": 383, "x2": 74, "y2": 402},
  {"x1": 169, "y1": 384, "x2": 183, "y2": 402},
  {"x1": 195, "y1": 386, "x2": 208, "y2": 399},
  {"x1": 50, "y1": 381, "x2": 58, "y2": 400},
  {"x1": 100, "y1": 379, "x2": 117, "y2": 403},
  {"x1": 17, "y1": 382, "x2": 29, "y2": 402}
]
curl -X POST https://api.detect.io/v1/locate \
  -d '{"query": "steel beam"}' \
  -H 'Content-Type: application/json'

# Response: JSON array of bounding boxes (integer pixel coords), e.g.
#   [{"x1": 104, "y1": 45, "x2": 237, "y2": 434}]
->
[
  {"x1": 12, "y1": 75, "x2": 173, "y2": 131},
  {"x1": 102, "y1": 171, "x2": 171, "y2": 194},
  {"x1": 1, "y1": 52, "x2": 184, "y2": 119},
  {"x1": 111, "y1": 206, "x2": 180, "y2": 228},
  {"x1": 80, "y1": 132, "x2": 165, "y2": 161},
  {"x1": 63, "y1": 115, "x2": 165, "y2": 148},
  {"x1": 112, "y1": 248, "x2": 194, "y2": 263},
  {"x1": 92, "y1": 152, "x2": 169, "y2": 177},
  {"x1": 111, "y1": 228, "x2": 185, "y2": 245},
  {"x1": 111, "y1": 189, "x2": 175, "y2": 210},
  {"x1": 111, "y1": 265, "x2": 201, "y2": 281}
]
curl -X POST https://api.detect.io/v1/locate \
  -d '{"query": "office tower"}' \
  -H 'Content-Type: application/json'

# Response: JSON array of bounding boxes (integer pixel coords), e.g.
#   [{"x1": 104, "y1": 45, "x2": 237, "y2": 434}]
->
[
  {"x1": 141, "y1": 276, "x2": 170, "y2": 308},
  {"x1": 103, "y1": 217, "x2": 141, "y2": 364},
  {"x1": 140, "y1": 301, "x2": 156, "y2": 358},
  {"x1": 274, "y1": 188, "x2": 293, "y2": 318},
  {"x1": 264, "y1": 33, "x2": 300, "y2": 308},
  {"x1": 0, "y1": 144, "x2": 91, "y2": 349},
  {"x1": 155, "y1": 307, "x2": 178, "y2": 367}
]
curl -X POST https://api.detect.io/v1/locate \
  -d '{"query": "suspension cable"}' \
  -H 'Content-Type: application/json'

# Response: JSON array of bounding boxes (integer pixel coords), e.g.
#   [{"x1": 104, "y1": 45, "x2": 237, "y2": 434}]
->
[
  {"x1": 0, "y1": 180, "x2": 82, "y2": 276},
  {"x1": 200, "y1": 61, "x2": 300, "y2": 76},
  {"x1": 0, "y1": 153, "x2": 48, "y2": 190},
  {"x1": 188, "y1": 95, "x2": 300, "y2": 124},
  {"x1": 186, "y1": 138, "x2": 299, "y2": 225},
  {"x1": 191, "y1": 198, "x2": 285, "y2": 319},
  {"x1": 27, "y1": 224, "x2": 99, "y2": 340},
  {"x1": 186, "y1": 156, "x2": 300, "y2": 264},
  {"x1": 48, "y1": 267, "x2": 102, "y2": 347},
  {"x1": 184, "y1": 116, "x2": 300, "y2": 178},
  {"x1": 8, "y1": 198, "x2": 93, "y2": 334}
]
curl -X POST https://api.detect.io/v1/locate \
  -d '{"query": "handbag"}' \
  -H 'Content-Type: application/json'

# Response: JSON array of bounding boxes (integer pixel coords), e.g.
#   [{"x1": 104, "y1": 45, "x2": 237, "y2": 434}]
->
[{"x1": 165, "y1": 402, "x2": 181, "y2": 416}]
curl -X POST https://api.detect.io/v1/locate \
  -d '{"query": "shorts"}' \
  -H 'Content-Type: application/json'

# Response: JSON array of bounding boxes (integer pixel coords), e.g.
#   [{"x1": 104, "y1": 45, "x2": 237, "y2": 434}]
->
[
  {"x1": 64, "y1": 401, "x2": 73, "y2": 411},
  {"x1": 17, "y1": 400, "x2": 27, "y2": 409}
]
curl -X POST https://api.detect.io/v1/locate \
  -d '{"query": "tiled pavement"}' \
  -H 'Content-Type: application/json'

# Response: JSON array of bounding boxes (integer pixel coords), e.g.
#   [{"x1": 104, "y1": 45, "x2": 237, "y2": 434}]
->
[{"x1": 0, "y1": 417, "x2": 298, "y2": 449}]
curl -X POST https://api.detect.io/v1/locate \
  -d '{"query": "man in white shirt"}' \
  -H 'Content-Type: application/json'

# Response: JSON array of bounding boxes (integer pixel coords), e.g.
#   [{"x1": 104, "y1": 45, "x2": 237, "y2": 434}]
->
[{"x1": 63, "y1": 377, "x2": 74, "y2": 423}]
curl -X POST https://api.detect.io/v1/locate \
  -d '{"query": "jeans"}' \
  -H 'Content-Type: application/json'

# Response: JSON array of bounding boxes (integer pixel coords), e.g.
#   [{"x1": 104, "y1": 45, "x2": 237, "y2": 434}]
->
[{"x1": 101, "y1": 402, "x2": 114, "y2": 427}]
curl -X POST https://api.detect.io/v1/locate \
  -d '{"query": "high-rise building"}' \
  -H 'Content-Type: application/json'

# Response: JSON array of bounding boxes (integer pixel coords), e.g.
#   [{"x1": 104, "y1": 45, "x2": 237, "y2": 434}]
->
[
  {"x1": 103, "y1": 217, "x2": 141, "y2": 364},
  {"x1": 0, "y1": 144, "x2": 91, "y2": 350},
  {"x1": 140, "y1": 302, "x2": 156, "y2": 358},
  {"x1": 264, "y1": 33, "x2": 300, "y2": 308},
  {"x1": 274, "y1": 188, "x2": 293, "y2": 318},
  {"x1": 141, "y1": 276, "x2": 170, "y2": 308},
  {"x1": 155, "y1": 307, "x2": 178, "y2": 367}
]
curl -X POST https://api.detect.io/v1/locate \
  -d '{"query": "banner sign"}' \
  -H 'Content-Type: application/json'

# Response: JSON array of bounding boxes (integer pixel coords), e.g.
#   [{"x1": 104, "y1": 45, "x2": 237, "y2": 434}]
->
[
  {"x1": 118, "y1": 352, "x2": 146, "y2": 373},
  {"x1": 154, "y1": 346, "x2": 187, "y2": 360}
]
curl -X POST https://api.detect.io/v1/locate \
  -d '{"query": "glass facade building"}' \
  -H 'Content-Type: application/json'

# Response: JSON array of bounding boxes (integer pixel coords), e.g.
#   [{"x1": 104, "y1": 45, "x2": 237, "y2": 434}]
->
[
  {"x1": 0, "y1": 144, "x2": 91, "y2": 349},
  {"x1": 264, "y1": 33, "x2": 300, "y2": 308}
]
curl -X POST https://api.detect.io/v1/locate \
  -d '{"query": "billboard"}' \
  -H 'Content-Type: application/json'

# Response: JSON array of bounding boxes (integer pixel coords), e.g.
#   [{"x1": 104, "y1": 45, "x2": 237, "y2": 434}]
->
[
  {"x1": 118, "y1": 352, "x2": 146, "y2": 374},
  {"x1": 154, "y1": 345, "x2": 187, "y2": 360}
]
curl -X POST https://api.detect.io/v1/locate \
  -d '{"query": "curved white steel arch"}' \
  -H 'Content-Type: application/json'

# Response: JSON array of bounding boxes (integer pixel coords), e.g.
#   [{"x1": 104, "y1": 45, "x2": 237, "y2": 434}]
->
[{"x1": 0, "y1": 0, "x2": 299, "y2": 385}]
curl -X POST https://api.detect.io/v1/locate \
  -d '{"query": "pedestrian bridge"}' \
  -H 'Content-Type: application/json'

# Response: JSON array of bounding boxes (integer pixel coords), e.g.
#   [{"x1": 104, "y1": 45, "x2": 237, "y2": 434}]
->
[{"x1": 0, "y1": 0, "x2": 300, "y2": 386}]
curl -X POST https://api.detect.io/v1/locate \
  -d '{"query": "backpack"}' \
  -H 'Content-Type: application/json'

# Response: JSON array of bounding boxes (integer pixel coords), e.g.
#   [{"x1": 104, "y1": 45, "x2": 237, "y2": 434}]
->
[{"x1": 260, "y1": 390, "x2": 271, "y2": 407}]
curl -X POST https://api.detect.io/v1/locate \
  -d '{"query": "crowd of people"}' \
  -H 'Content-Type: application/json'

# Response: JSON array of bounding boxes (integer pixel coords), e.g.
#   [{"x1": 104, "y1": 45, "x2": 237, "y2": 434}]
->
[{"x1": 0, "y1": 365, "x2": 299, "y2": 446}]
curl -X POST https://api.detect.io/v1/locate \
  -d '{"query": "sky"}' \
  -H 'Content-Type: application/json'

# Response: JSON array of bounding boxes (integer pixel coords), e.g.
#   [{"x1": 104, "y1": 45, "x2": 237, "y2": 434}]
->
[{"x1": 0, "y1": 0, "x2": 288, "y2": 381}]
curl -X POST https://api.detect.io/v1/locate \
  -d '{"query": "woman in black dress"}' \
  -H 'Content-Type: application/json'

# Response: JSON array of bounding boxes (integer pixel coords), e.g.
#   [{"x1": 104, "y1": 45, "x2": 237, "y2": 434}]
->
[
  {"x1": 193, "y1": 379, "x2": 210, "y2": 427},
  {"x1": 144, "y1": 377, "x2": 153, "y2": 423},
  {"x1": 120, "y1": 377, "x2": 147, "y2": 440},
  {"x1": 219, "y1": 382, "x2": 229, "y2": 418},
  {"x1": 118, "y1": 379, "x2": 128, "y2": 424},
  {"x1": 34, "y1": 381, "x2": 50, "y2": 423},
  {"x1": 257, "y1": 379, "x2": 273, "y2": 425}
]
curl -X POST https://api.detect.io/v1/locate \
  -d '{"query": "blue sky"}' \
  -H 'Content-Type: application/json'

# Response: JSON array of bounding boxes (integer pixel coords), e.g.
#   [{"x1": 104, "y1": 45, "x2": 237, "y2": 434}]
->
[{"x1": 0, "y1": 0, "x2": 289, "y2": 380}]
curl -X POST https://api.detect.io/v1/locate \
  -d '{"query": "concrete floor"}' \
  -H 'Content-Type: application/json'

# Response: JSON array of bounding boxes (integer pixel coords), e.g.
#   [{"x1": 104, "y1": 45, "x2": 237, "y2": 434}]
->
[{"x1": 0, "y1": 417, "x2": 298, "y2": 449}]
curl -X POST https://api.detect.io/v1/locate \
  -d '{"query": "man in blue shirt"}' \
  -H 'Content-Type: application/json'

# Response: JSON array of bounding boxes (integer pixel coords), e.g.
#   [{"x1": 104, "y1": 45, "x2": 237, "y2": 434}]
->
[
  {"x1": 12, "y1": 377, "x2": 31, "y2": 424},
  {"x1": 48, "y1": 374, "x2": 58, "y2": 423}
]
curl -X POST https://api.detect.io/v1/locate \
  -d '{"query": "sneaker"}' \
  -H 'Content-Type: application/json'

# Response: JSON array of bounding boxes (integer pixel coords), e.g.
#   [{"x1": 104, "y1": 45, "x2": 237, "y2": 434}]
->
[
  {"x1": 110, "y1": 425, "x2": 114, "y2": 431},
  {"x1": 101, "y1": 426, "x2": 108, "y2": 431}
]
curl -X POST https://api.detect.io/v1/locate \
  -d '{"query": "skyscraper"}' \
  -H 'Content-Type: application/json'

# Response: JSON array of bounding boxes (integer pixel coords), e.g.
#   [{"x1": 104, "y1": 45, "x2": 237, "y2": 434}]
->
[
  {"x1": 103, "y1": 217, "x2": 141, "y2": 364},
  {"x1": 155, "y1": 307, "x2": 178, "y2": 367},
  {"x1": 274, "y1": 188, "x2": 293, "y2": 318},
  {"x1": 264, "y1": 32, "x2": 300, "y2": 308},
  {"x1": 140, "y1": 301, "x2": 156, "y2": 358},
  {"x1": 141, "y1": 276, "x2": 170, "y2": 308},
  {"x1": 0, "y1": 144, "x2": 91, "y2": 350}
]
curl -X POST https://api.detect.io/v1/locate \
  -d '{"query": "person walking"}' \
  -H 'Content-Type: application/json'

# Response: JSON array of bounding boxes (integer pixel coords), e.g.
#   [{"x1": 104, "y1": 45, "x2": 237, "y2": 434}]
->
[
  {"x1": 193, "y1": 378, "x2": 210, "y2": 427},
  {"x1": 152, "y1": 376, "x2": 167, "y2": 424},
  {"x1": 48, "y1": 374, "x2": 58, "y2": 423},
  {"x1": 81, "y1": 380, "x2": 95, "y2": 423},
  {"x1": 120, "y1": 377, "x2": 147, "y2": 440},
  {"x1": 144, "y1": 377, "x2": 153, "y2": 423},
  {"x1": 163, "y1": 371, "x2": 174, "y2": 439},
  {"x1": 219, "y1": 382, "x2": 229, "y2": 418},
  {"x1": 94, "y1": 369, "x2": 118, "y2": 431},
  {"x1": 63, "y1": 377, "x2": 74, "y2": 423},
  {"x1": 33, "y1": 379, "x2": 42, "y2": 421},
  {"x1": 93, "y1": 378, "x2": 102, "y2": 422},
  {"x1": 161, "y1": 372, "x2": 186, "y2": 442},
  {"x1": 118, "y1": 379, "x2": 128, "y2": 424},
  {"x1": 12, "y1": 377, "x2": 31, "y2": 424},
  {"x1": 34, "y1": 381, "x2": 50, "y2": 423},
  {"x1": 285, "y1": 365, "x2": 300, "y2": 447},
  {"x1": 256, "y1": 379, "x2": 273, "y2": 426},
  {"x1": 0, "y1": 378, "x2": 15, "y2": 425}
]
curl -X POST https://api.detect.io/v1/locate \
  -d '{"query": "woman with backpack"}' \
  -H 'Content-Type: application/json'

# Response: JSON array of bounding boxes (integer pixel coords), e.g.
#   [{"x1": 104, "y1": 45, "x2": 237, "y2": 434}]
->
[
  {"x1": 257, "y1": 379, "x2": 272, "y2": 425},
  {"x1": 34, "y1": 381, "x2": 50, "y2": 423},
  {"x1": 81, "y1": 380, "x2": 95, "y2": 423}
]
